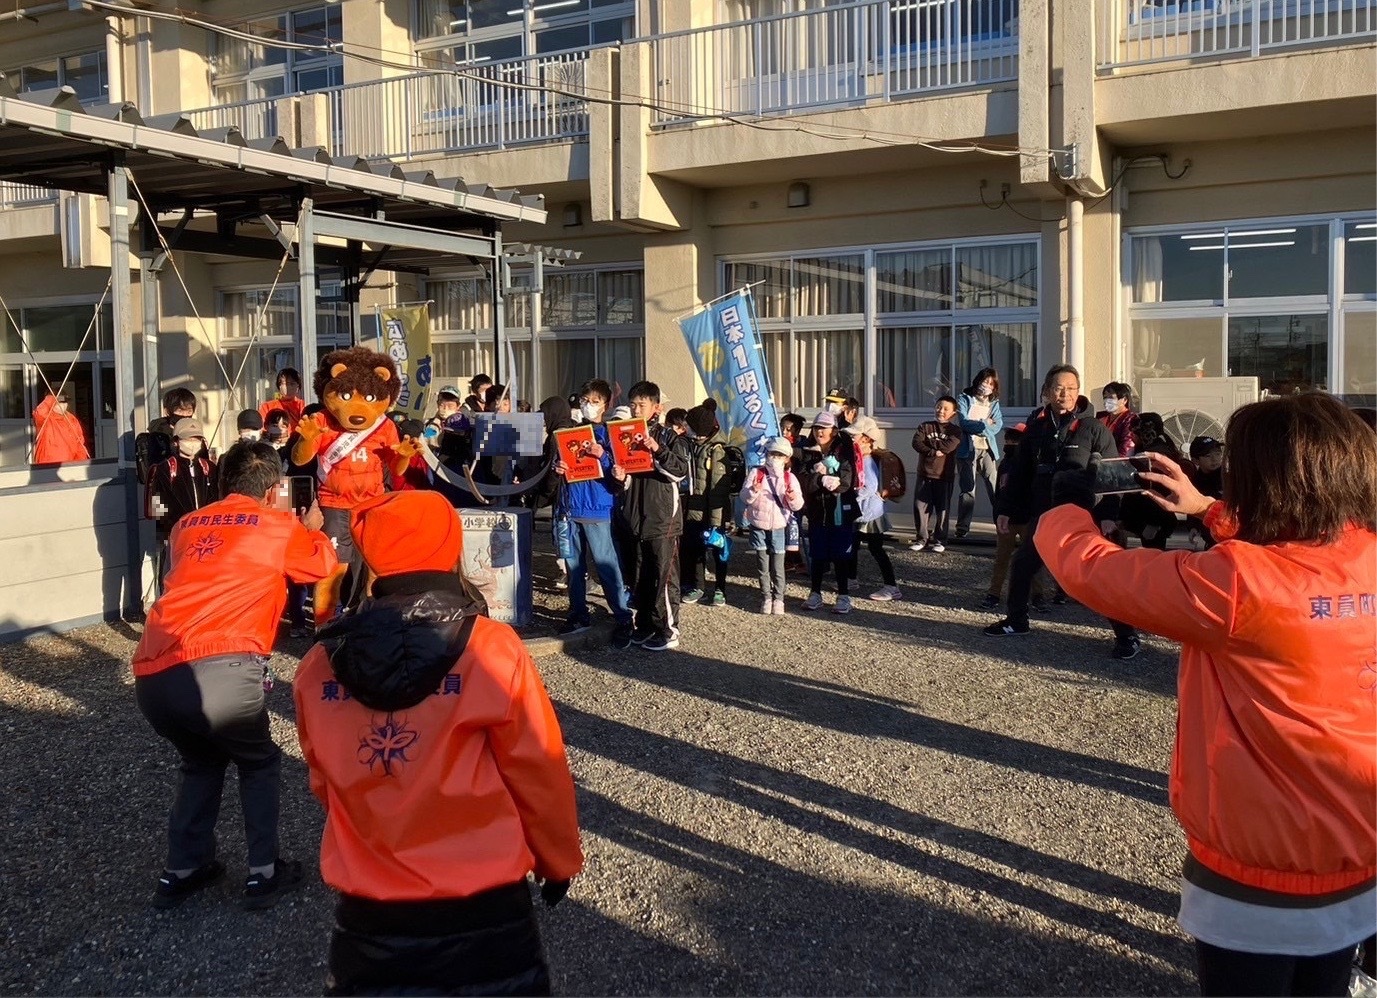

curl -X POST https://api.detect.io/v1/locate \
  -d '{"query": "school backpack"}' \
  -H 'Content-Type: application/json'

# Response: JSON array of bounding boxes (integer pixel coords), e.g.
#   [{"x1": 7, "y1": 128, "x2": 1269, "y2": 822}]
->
[
  {"x1": 135, "y1": 430, "x2": 175, "y2": 485},
  {"x1": 721, "y1": 444, "x2": 747, "y2": 495}
]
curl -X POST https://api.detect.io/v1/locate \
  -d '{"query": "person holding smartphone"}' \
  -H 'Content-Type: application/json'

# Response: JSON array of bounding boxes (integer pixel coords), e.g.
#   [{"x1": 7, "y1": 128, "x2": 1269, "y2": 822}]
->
[{"x1": 133, "y1": 440, "x2": 337, "y2": 911}]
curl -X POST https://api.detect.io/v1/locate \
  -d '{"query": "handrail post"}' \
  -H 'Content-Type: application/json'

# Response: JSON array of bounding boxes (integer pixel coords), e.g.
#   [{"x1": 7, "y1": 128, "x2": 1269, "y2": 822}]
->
[{"x1": 1251, "y1": 0, "x2": 1262, "y2": 55}]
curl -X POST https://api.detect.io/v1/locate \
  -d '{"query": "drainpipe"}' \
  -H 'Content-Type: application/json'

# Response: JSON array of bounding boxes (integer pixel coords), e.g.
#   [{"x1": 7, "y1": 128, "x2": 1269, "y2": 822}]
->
[
  {"x1": 105, "y1": 15, "x2": 123, "y2": 102},
  {"x1": 1066, "y1": 194, "x2": 1085, "y2": 376}
]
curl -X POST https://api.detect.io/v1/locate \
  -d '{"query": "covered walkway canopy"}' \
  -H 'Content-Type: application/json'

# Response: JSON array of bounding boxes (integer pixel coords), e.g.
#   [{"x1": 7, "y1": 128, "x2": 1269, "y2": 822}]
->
[{"x1": 0, "y1": 81, "x2": 548, "y2": 637}]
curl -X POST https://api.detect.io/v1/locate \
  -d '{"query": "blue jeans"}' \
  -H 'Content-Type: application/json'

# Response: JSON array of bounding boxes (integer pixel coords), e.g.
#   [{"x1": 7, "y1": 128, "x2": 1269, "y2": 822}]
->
[{"x1": 565, "y1": 518, "x2": 632, "y2": 626}]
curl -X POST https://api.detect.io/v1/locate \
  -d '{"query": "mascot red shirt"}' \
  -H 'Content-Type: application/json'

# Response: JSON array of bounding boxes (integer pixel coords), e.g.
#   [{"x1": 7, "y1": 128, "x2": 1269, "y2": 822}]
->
[{"x1": 314, "y1": 416, "x2": 401, "y2": 509}]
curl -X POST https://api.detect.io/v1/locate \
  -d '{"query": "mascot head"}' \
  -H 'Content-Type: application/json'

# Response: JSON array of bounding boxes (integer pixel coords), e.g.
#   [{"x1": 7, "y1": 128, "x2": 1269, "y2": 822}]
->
[{"x1": 314, "y1": 347, "x2": 401, "y2": 430}]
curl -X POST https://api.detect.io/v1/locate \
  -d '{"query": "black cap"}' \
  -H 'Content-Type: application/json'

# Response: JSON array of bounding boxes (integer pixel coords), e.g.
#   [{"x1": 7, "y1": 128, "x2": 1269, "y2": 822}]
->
[
  {"x1": 1189, "y1": 436, "x2": 1222, "y2": 458},
  {"x1": 237, "y1": 409, "x2": 263, "y2": 431},
  {"x1": 399, "y1": 418, "x2": 424, "y2": 439}
]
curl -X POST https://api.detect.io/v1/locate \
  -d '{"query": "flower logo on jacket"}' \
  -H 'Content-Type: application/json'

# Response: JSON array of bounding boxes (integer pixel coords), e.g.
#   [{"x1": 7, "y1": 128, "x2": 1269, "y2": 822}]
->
[
  {"x1": 1360, "y1": 661, "x2": 1377, "y2": 700},
  {"x1": 357, "y1": 713, "x2": 420, "y2": 776},
  {"x1": 188, "y1": 532, "x2": 224, "y2": 561}
]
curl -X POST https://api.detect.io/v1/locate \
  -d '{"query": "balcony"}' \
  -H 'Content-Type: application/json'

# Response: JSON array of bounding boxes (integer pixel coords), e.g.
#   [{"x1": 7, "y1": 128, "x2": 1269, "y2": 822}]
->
[
  {"x1": 1098, "y1": 0, "x2": 1376, "y2": 70},
  {"x1": 651, "y1": 0, "x2": 1019, "y2": 125},
  {"x1": 0, "y1": 180, "x2": 56, "y2": 209},
  {"x1": 186, "y1": 48, "x2": 592, "y2": 163}
]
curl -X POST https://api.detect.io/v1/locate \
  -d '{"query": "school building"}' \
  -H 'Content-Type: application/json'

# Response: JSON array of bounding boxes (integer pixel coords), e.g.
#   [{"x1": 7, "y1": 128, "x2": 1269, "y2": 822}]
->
[{"x1": 0, "y1": 0, "x2": 1373, "y2": 634}]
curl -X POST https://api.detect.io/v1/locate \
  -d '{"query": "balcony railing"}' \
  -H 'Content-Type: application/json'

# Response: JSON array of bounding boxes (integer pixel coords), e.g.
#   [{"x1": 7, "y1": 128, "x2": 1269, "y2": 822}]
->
[
  {"x1": 1099, "y1": 0, "x2": 1376, "y2": 69},
  {"x1": 651, "y1": 0, "x2": 1019, "y2": 125},
  {"x1": 185, "y1": 48, "x2": 592, "y2": 162},
  {"x1": 0, "y1": 181, "x2": 57, "y2": 208}
]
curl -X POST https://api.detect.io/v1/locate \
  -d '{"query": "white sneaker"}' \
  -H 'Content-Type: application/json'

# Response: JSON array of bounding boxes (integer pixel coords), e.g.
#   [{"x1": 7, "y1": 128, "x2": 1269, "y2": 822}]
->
[
  {"x1": 929, "y1": 542, "x2": 946, "y2": 553},
  {"x1": 805, "y1": 591, "x2": 824, "y2": 611},
  {"x1": 760, "y1": 598, "x2": 773, "y2": 615},
  {"x1": 833, "y1": 595, "x2": 853, "y2": 614},
  {"x1": 869, "y1": 585, "x2": 900, "y2": 602},
  {"x1": 908, "y1": 541, "x2": 926, "y2": 552},
  {"x1": 772, "y1": 599, "x2": 786, "y2": 615}
]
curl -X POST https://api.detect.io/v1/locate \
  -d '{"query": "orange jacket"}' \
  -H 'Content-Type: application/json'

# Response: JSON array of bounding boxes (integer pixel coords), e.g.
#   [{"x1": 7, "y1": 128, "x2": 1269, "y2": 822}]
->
[
  {"x1": 1036, "y1": 503, "x2": 1377, "y2": 895},
  {"x1": 32, "y1": 395, "x2": 89, "y2": 464},
  {"x1": 294, "y1": 614, "x2": 583, "y2": 902},
  {"x1": 259, "y1": 396, "x2": 306, "y2": 433},
  {"x1": 133, "y1": 494, "x2": 338, "y2": 676},
  {"x1": 312, "y1": 417, "x2": 401, "y2": 510}
]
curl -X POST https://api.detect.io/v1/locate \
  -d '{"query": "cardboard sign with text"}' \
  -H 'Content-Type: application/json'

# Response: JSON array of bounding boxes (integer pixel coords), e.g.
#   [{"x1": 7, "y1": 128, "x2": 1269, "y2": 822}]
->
[
  {"x1": 607, "y1": 418, "x2": 655, "y2": 474},
  {"x1": 553, "y1": 425, "x2": 602, "y2": 483}
]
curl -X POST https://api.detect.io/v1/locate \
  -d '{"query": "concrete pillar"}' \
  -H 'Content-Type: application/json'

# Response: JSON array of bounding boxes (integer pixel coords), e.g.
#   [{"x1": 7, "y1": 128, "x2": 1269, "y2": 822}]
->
[{"x1": 642, "y1": 204, "x2": 711, "y2": 409}]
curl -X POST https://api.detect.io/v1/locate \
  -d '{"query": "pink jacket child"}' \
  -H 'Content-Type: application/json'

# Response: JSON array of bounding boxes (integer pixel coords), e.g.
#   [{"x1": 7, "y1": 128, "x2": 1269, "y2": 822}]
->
[{"x1": 742, "y1": 460, "x2": 804, "y2": 530}]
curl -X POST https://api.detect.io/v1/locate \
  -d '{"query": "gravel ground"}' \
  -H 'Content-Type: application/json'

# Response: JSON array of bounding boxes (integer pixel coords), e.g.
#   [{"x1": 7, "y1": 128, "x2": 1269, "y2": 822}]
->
[{"x1": 0, "y1": 534, "x2": 1195, "y2": 996}]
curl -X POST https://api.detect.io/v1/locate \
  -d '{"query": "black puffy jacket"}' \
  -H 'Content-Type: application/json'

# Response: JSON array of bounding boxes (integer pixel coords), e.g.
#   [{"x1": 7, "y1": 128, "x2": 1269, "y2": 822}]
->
[
  {"x1": 615, "y1": 420, "x2": 690, "y2": 539},
  {"x1": 994, "y1": 396, "x2": 1118, "y2": 523},
  {"x1": 798, "y1": 433, "x2": 859, "y2": 527}
]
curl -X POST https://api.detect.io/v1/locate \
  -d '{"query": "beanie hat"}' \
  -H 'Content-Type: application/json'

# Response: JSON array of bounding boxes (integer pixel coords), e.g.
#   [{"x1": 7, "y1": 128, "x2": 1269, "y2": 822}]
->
[
  {"x1": 686, "y1": 405, "x2": 718, "y2": 438},
  {"x1": 812, "y1": 411, "x2": 836, "y2": 429},
  {"x1": 237, "y1": 409, "x2": 263, "y2": 431},
  {"x1": 351, "y1": 491, "x2": 463, "y2": 578}
]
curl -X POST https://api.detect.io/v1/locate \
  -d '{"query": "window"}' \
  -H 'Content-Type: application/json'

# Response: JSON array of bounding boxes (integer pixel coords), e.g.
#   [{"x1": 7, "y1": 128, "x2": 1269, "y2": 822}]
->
[
  {"x1": 1341, "y1": 310, "x2": 1376, "y2": 395},
  {"x1": 727, "y1": 237, "x2": 1040, "y2": 412},
  {"x1": 414, "y1": 0, "x2": 635, "y2": 60},
  {"x1": 219, "y1": 281, "x2": 350, "y2": 409},
  {"x1": 211, "y1": 6, "x2": 343, "y2": 105},
  {"x1": 427, "y1": 265, "x2": 644, "y2": 404},
  {"x1": 7, "y1": 51, "x2": 107, "y2": 105},
  {"x1": 1127, "y1": 215, "x2": 1375, "y2": 398}
]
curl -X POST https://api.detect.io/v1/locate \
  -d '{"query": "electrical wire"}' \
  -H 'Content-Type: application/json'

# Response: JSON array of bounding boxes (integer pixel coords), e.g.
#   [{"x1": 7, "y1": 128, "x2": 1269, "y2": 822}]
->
[{"x1": 87, "y1": 0, "x2": 1060, "y2": 163}]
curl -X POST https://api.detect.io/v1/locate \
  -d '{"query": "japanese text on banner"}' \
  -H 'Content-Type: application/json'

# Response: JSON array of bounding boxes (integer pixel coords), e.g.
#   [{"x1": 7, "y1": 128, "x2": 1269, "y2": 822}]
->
[{"x1": 380, "y1": 304, "x2": 434, "y2": 416}]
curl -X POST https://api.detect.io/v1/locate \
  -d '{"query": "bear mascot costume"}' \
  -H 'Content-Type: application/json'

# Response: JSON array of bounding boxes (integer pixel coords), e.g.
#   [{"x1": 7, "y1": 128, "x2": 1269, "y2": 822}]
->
[{"x1": 293, "y1": 347, "x2": 417, "y2": 624}]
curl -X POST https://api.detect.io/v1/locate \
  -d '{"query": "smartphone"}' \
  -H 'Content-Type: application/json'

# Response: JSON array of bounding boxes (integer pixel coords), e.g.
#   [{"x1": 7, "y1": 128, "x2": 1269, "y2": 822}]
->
[
  {"x1": 1091, "y1": 455, "x2": 1155, "y2": 496},
  {"x1": 270, "y1": 476, "x2": 316, "y2": 513}
]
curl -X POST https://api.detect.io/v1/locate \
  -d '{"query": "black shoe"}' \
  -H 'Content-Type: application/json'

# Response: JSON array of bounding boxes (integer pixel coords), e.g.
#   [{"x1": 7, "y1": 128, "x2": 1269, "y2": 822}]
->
[
  {"x1": 152, "y1": 860, "x2": 225, "y2": 910},
  {"x1": 243, "y1": 858, "x2": 304, "y2": 911},
  {"x1": 984, "y1": 617, "x2": 1030, "y2": 636},
  {"x1": 1112, "y1": 637, "x2": 1141, "y2": 661},
  {"x1": 953, "y1": 527, "x2": 969, "y2": 539},
  {"x1": 610, "y1": 624, "x2": 634, "y2": 650},
  {"x1": 1051, "y1": 590, "x2": 1071, "y2": 606},
  {"x1": 643, "y1": 633, "x2": 680, "y2": 652},
  {"x1": 977, "y1": 594, "x2": 1000, "y2": 611},
  {"x1": 630, "y1": 628, "x2": 656, "y2": 645},
  {"x1": 558, "y1": 619, "x2": 591, "y2": 638},
  {"x1": 1030, "y1": 596, "x2": 1050, "y2": 614}
]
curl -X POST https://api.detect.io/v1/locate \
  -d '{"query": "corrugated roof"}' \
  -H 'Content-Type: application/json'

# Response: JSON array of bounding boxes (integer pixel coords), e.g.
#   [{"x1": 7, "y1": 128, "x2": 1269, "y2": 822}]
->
[{"x1": 0, "y1": 79, "x2": 546, "y2": 226}]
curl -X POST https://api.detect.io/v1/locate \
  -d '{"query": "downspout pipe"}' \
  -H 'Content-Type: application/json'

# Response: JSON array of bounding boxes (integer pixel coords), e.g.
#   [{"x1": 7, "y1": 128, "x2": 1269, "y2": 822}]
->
[
  {"x1": 1066, "y1": 194, "x2": 1085, "y2": 376},
  {"x1": 105, "y1": 15, "x2": 123, "y2": 103}
]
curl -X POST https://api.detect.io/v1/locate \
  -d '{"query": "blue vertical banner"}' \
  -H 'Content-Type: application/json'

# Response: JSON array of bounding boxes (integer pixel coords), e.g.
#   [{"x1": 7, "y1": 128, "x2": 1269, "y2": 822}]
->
[{"x1": 677, "y1": 290, "x2": 779, "y2": 466}]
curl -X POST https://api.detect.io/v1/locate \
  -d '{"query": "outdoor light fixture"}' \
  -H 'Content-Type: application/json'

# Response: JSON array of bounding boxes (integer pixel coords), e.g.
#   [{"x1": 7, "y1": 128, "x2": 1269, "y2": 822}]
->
[
  {"x1": 787, "y1": 181, "x2": 810, "y2": 208},
  {"x1": 562, "y1": 202, "x2": 583, "y2": 227}
]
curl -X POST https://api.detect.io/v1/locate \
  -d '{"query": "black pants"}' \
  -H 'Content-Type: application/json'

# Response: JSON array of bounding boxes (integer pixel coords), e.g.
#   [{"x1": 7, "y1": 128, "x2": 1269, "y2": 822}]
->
[
  {"x1": 634, "y1": 534, "x2": 679, "y2": 640},
  {"x1": 680, "y1": 526, "x2": 727, "y2": 592},
  {"x1": 1195, "y1": 940, "x2": 1355, "y2": 997},
  {"x1": 1008, "y1": 511, "x2": 1136, "y2": 641},
  {"x1": 326, "y1": 883, "x2": 550, "y2": 997},
  {"x1": 135, "y1": 655, "x2": 281, "y2": 869},
  {"x1": 854, "y1": 530, "x2": 897, "y2": 587},
  {"x1": 323, "y1": 506, "x2": 365, "y2": 612}
]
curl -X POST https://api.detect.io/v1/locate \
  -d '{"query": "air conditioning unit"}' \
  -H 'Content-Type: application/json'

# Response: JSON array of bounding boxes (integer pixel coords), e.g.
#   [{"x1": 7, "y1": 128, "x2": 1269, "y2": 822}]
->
[{"x1": 1141, "y1": 376, "x2": 1259, "y2": 452}]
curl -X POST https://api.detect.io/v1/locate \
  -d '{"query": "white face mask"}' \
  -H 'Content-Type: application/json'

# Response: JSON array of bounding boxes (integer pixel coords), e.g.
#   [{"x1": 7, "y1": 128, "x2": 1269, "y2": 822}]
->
[
  {"x1": 1103, "y1": 398, "x2": 1121, "y2": 414},
  {"x1": 977, "y1": 382, "x2": 993, "y2": 398},
  {"x1": 239, "y1": 430, "x2": 261, "y2": 442},
  {"x1": 177, "y1": 439, "x2": 202, "y2": 457},
  {"x1": 580, "y1": 401, "x2": 604, "y2": 422},
  {"x1": 826, "y1": 402, "x2": 843, "y2": 416},
  {"x1": 768, "y1": 454, "x2": 787, "y2": 469}
]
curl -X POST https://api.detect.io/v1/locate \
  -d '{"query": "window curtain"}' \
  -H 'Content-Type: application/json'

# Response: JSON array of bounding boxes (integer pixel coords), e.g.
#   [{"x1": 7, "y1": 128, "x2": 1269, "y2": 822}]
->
[
  {"x1": 955, "y1": 243, "x2": 1037, "y2": 309},
  {"x1": 877, "y1": 326, "x2": 946, "y2": 408},
  {"x1": 794, "y1": 255, "x2": 864, "y2": 315},
  {"x1": 1132, "y1": 236, "x2": 1164, "y2": 383}
]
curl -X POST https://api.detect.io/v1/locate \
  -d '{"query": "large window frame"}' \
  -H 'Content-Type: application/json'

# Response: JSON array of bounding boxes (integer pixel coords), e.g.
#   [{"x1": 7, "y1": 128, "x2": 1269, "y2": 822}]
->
[
  {"x1": 722, "y1": 234, "x2": 1042, "y2": 415},
  {"x1": 413, "y1": 0, "x2": 636, "y2": 61},
  {"x1": 426, "y1": 263, "x2": 645, "y2": 405},
  {"x1": 5, "y1": 50, "x2": 108, "y2": 105},
  {"x1": 1123, "y1": 212, "x2": 1377, "y2": 399},
  {"x1": 209, "y1": 4, "x2": 344, "y2": 106}
]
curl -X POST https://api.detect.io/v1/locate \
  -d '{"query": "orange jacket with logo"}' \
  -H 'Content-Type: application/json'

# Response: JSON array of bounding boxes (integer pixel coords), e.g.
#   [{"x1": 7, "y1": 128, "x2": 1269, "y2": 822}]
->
[
  {"x1": 294, "y1": 614, "x2": 584, "y2": 902},
  {"x1": 133, "y1": 494, "x2": 338, "y2": 676},
  {"x1": 32, "y1": 395, "x2": 90, "y2": 464},
  {"x1": 313, "y1": 417, "x2": 401, "y2": 510},
  {"x1": 1037, "y1": 503, "x2": 1377, "y2": 895}
]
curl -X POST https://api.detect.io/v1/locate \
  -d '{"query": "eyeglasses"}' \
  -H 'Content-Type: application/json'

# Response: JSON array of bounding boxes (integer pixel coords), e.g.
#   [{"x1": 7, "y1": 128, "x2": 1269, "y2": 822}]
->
[{"x1": 1050, "y1": 386, "x2": 1078, "y2": 396}]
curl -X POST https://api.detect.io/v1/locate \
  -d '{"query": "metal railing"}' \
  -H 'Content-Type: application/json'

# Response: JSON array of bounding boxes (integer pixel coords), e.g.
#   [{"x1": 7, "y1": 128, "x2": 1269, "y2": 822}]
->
[
  {"x1": 327, "y1": 48, "x2": 590, "y2": 160},
  {"x1": 0, "y1": 181, "x2": 57, "y2": 208},
  {"x1": 1099, "y1": 0, "x2": 1376, "y2": 69},
  {"x1": 652, "y1": 0, "x2": 1020, "y2": 124},
  {"x1": 187, "y1": 95, "x2": 281, "y2": 142}
]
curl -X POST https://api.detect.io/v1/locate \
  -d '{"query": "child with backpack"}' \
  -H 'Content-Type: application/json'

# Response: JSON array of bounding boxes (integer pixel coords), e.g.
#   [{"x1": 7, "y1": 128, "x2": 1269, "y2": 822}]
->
[
  {"x1": 741, "y1": 436, "x2": 805, "y2": 614},
  {"x1": 844, "y1": 415, "x2": 905, "y2": 602},
  {"x1": 680, "y1": 405, "x2": 733, "y2": 606},
  {"x1": 910, "y1": 396, "x2": 963, "y2": 553}
]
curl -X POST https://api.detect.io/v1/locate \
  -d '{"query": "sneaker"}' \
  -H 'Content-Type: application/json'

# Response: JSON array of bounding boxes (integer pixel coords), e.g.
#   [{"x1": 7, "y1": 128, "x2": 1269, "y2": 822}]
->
[
  {"x1": 152, "y1": 860, "x2": 225, "y2": 910},
  {"x1": 977, "y1": 593, "x2": 1001, "y2": 611},
  {"x1": 558, "y1": 619, "x2": 591, "y2": 637},
  {"x1": 552, "y1": 578, "x2": 569, "y2": 591},
  {"x1": 288, "y1": 626, "x2": 309, "y2": 639},
  {"x1": 243, "y1": 858, "x2": 304, "y2": 911},
  {"x1": 760, "y1": 598, "x2": 773, "y2": 615},
  {"x1": 1112, "y1": 636, "x2": 1142, "y2": 661},
  {"x1": 610, "y1": 623, "x2": 634, "y2": 650},
  {"x1": 681, "y1": 588, "x2": 705, "y2": 604},
  {"x1": 1051, "y1": 590, "x2": 1071, "y2": 606},
  {"x1": 1030, "y1": 595, "x2": 1050, "y2": 614},
  {"x1": 771, "y1": 599, "x2": 786, "y2": 615},
  {"x1": 630, "y1": 627, "x2": 656, "y2": 645},
  {"x1": 984, "y1": 617, "x2": 1030, "y2": 636},
  {"x1": 643, "y1": 633, "x2": 679, "y2": 652},
  {"x1": 908, "y1": 541, "x2": 926, "y2": 552},
  {"x1": 710, "y1": 590, "x2": 726, "y2": 607},
  {"x1": 869, "y1": 585, "x2": 901, "y2": 602},
  {"x1": 954, "y1": 526, "x2": 969, "y2": 539},
  {"x1": 804, "y1": 591, "x2": 824, "y2": 611},
  {"x1": 928, "y1": 542, "x2": 946, "y2": 554},
  {"x1": 833, "y1": 595, "x2": 853, "y2": 615}
]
